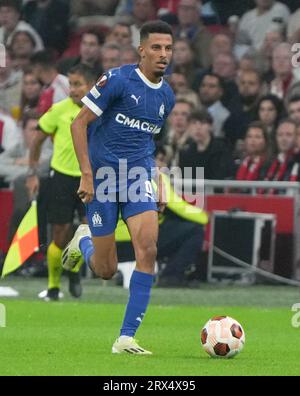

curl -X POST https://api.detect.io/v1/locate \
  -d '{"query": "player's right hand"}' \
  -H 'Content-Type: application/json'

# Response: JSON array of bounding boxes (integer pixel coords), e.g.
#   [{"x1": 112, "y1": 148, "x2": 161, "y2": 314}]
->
[
  {"x1": 26, "y1": 175, "x2": 39, "y2": 200},
  {"x1": 77, "y1": 175, "x2": 94, "y2": 203}
]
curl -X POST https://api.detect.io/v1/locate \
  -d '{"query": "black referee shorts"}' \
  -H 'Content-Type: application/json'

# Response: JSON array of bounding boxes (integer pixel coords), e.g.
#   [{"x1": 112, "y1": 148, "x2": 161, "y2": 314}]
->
[{"x1": 47, "y1": 169, "x2": 86, "y2": 225}]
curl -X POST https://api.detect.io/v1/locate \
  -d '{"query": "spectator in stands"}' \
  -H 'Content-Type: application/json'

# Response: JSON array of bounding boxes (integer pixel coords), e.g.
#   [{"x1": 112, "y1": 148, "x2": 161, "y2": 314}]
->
[
  {"x1": 212, "y1": 52, "x2": 240, "y2": 111},
  {"x1": 22, "y1": 0, "x2": 69, "y2": 55},
  {"x1": 287, "y1": 7, "x2": 300, "y2": 42},
  {"x1": 237, "y1": 0, "x2": 290, "y2": 50},
  {"x1": 296, "y1": 123, "x2": 300, "y2": 151},
  {"x1": 120, "y1": 45, "x2": 139, "y2": 65},
  {"x1": 155, "y1": 142, "x2": 173, "y2": 167},
  {"x1": 58, "y1": 30, "x2": 103, "y2": 76},
  {"x1": 169, "y1": 70, "x2": 199, "y2": 108},
  {"x1": 198, "y1": 73, "x2": 230, "y2": 138},
  {"x1": 154, "y1": 0, "x2": 180, "y2": 15},
  {"x1": 179, "y1": 110, "x2": 235, "y2": 179},
  {"x1": 232, "y1": 21, "x2": 252, "y2": 60},
  {"x1": 210, "y1": 0, "x2": 254, "y2": 25},
  {"x1": 259, "y1": 30, "x2": 284, "y2": 69},
  {"x1": 116, "y1": 0, "x2": 178, "y2": 18},
  {"x1": 256, "y1": 94, "x2": 285, "y2": 152},
  {"x1": 115, "y1": 0, "x2": 133, "y2": 15},
  {"x1": 0, "y1": 108, "x2": 21, "y2": 187},
  {"x1": 288, "y1": 96, "x2": 300, "y2": 125},
  {"x1": 101, "y1": 43, "x2": 122, "y2": 71},
  {"x1": 71, "y1": 0, "x2": 119, "y2": 17},
  {"x1": 0, "y1": 109, "x2": 21, "y2": 155},
  {"x1": 129, "y1": 0, "x2": 157, "y2": 48},
  {"x1": 235, "y1": 122, "x2": 270, "y2": 180},
  {"x1": 193, "y1": 51, "x2": 239, "y2": 108},
  {"x1": 164, "y1": 98, "x2": 194, "y2": 165},
  {"x1": 209, "y1": 33, "x2": 233, "y2": 63},
  {"x1": 172, "y1": 38, "x2": 200, "y2": 88},
  {"x1": 212, "y1": 52, "x2": 237, "y2": 82},
  {"x1": 174, "y1": 0, "x2": 212, "y2": 68},
  {"x1": 270, "y1": 43, "x2": 299, "y2": 99},
  {"x1": 10, "y1": 30, "x2": 38, "y2": 71},
  {"x1": 30, "y1": 51, "x2": 69, "y2": 115},
  {"x1": 0, "y1": 112, "x2": 51, "y2": 184},
  {"x1": 20, "y1": 67, "x2": 43, "y2": 119},
  {"x1": 0, "y1": 0, "x2": 43, "y2": 51},
  {"x1": 286, "y1": 82, "x2": 300, "y2": 102},
  {"x1": 238, "y1": 52, "x2": 257, "y2": 74},
  {"x1": 106, "y1": 22, "x2": 133, "y2": 47},
  {"x1": 238, "y1": 50, "x2": 267, "y2": 76},
  {"x1": 224, "y1": 70, "x2": 264, "y2": 148},
  {"x1": 0, "y1": 49, "x2": 23, "y2": 117},
  {"x1": 262, "y1": 119, "x2": 299, "y2": 185}
]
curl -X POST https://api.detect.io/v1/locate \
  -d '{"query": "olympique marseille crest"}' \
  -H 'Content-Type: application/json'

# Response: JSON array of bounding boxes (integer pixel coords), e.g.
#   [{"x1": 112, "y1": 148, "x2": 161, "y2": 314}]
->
[{"x1": 92, "y1": 212, "x2": 103, "y2": 227}]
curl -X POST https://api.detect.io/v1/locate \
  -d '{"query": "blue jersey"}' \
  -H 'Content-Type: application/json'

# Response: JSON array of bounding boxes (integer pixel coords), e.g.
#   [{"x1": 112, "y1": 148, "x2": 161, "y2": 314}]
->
[{"x1": 82, "y1": 64, "x2": 175, "y2": 171}]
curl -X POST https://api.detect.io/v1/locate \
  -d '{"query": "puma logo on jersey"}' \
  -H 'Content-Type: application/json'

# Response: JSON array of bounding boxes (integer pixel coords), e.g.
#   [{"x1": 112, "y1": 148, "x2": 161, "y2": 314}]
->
[{"x1": 131, "y1": 94, "x2": 141, "y2": 105}]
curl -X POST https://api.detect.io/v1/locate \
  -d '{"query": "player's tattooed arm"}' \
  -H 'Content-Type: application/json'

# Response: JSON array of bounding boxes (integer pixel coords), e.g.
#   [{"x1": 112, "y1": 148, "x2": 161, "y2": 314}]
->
[{"x1": 71, "y1": 106, "x2": 97, "y2": 203}]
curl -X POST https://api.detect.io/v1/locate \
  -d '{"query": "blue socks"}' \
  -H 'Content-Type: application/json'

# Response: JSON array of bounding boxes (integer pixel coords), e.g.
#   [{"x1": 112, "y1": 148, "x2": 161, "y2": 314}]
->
[
  {"x1": 120, "y1": 270, "x2": 154, "y2": 337},
  {"x1": 79, "y1": 236, "x2": 94, "y2": 268},
  {"x1": 79, "y1": 238, "x2": 154, "y2": 338}
]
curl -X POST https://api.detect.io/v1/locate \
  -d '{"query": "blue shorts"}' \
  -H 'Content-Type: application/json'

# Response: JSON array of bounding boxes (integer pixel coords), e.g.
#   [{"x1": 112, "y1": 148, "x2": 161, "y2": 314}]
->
[{"x1": 86, "y1": 162, "x2": 158, "y2": 236}]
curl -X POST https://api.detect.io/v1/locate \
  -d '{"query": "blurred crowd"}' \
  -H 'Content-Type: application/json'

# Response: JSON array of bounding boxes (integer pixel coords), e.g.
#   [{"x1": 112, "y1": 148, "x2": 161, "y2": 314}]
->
[
  {"x1": 1, "y1": 0, "x2": 300, "y2": 189},
  {"x1": 1, "y1": 0, "x2": 300, "y2": 283}
]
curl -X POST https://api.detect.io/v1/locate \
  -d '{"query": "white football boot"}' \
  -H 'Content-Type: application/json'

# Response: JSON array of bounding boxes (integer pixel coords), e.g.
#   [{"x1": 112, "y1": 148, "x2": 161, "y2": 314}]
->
[
  {"x1": 112, "y1": 336, "x2": 152, "y2": 355},
  {"x1": 62, "y1": 224, "x2": 91, "y2": 271}
]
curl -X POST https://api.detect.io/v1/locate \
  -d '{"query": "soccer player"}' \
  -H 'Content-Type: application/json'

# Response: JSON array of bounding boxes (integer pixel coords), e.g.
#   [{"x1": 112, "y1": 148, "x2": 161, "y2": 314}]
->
[
  {"x1": 26, "y1": 64, "x2": 98, "y2": 301},
  {"x1": 62, "y1": 21, "x2": 175, "y2": 354}
]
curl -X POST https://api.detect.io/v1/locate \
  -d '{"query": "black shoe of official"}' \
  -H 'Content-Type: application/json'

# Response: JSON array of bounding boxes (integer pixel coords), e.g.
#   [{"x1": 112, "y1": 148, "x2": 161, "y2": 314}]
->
[
  {"x1": 68, "y1": 271, "x2": 82, "y2": 298},
  {"x1": 46, "y1": 287, "x2": 60, "y2": 301}
]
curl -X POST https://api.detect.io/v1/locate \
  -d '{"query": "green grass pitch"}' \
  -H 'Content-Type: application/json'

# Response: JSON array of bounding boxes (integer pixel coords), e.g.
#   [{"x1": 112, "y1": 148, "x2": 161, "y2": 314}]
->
[{"x1": 1, "y1": 277, "x2": 300, "y2": 376}]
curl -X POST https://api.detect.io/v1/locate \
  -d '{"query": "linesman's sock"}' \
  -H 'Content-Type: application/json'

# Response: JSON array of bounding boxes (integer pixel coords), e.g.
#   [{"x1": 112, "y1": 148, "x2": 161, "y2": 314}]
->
[{"x1": 47, "y1": 241, "x2": 63, "y2": 290}]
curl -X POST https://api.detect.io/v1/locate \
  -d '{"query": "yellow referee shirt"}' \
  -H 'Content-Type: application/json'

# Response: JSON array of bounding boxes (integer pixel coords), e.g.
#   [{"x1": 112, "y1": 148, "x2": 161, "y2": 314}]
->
[{"x1": 38, "y1": 97, "x2": 81, "y2": 177}]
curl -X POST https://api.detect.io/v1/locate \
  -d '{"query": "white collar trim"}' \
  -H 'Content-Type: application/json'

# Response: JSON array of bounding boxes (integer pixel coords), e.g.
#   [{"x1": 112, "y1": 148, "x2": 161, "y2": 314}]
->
[{"x1": 135, "y1": 67, "x2": 163, "y2": 89}]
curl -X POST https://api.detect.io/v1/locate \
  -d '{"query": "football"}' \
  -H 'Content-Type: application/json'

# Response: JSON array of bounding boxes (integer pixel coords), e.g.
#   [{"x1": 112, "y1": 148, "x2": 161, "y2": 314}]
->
[{"x1": 201, "y1": 316, "x2": 245, "y2": 358}]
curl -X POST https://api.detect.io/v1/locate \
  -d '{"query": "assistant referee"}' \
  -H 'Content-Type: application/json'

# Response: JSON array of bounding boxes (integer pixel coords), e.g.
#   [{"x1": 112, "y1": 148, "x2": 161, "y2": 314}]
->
[{"x1": 26, "y1": 64, "x2": 97, "y2": 300}]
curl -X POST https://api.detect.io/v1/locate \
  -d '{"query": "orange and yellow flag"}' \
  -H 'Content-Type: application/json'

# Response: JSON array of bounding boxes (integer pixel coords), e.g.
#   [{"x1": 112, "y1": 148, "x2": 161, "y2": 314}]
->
[{"x1": 1, "y1": 200, "x2": 39, "y2": 278}]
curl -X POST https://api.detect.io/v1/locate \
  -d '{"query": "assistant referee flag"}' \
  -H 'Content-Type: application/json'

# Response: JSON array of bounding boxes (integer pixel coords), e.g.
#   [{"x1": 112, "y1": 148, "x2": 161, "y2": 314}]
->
[{"x1": 1, "y1": 201, "x2": 39, "y2": 278}]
